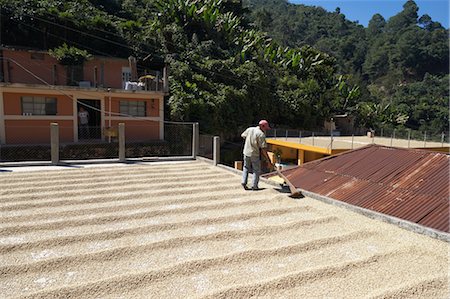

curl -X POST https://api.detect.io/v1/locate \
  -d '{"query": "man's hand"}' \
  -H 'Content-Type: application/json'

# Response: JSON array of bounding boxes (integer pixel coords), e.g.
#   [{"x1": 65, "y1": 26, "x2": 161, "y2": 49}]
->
[{"x1": 267, "y1": 161, "x2": 276, "y2": 171}]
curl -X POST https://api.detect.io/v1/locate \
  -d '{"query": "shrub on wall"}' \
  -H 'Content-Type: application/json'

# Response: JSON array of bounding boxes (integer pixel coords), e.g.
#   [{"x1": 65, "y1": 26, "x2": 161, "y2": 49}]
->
[{"x1": 48, "y1": 43, "x2": 92, "y2": 65}]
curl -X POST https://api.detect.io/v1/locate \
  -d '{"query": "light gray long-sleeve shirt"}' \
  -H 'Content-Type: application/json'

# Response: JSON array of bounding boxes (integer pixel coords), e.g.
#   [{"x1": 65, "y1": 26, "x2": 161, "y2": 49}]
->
[{"x1": 241, "y1": 126, "x2": 267, "y2": 157}]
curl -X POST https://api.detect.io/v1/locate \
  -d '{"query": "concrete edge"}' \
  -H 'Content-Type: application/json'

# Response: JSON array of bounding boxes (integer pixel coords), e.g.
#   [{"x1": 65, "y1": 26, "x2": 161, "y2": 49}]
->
[
  {"x1": 299, "y1": 189, "x2": 450, "y2": 243},
  {"x1": 201, "y1": 157, "x2": 450, "y2": 243}
]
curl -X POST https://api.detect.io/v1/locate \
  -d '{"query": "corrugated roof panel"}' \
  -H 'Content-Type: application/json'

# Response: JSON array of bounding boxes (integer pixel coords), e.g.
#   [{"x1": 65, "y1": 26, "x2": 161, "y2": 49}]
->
[
  {"x1": 381, "y1": 194, "x2": 440, "y2": 222},
  {"x1": 356, "y1": 185, "x2": 394, "y2": 211},
  {"x1": 287, "y1": 168, "x2": 334, "y2": 191},
  {"x1": 324, "y1": 179, "x2": 371, "y2": 204},
  {"x1": 419, "y1": 201, "x2": 449, "y2": 232},
  {"x1": 284, "y1": 144, "x2": 450, "y2": 233},
  {"x1": 309, "y1": 176, "x2": 354, "y2": 197}
]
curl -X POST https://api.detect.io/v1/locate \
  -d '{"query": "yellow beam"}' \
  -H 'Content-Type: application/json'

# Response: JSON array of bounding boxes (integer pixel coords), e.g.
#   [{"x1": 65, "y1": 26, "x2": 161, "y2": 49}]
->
[
  {"x1": 267, "y1": 139, "x2": 332, "y2": 155},
  {"x1": 297, "y1": 149, "x2": 304, "y2": 165}
]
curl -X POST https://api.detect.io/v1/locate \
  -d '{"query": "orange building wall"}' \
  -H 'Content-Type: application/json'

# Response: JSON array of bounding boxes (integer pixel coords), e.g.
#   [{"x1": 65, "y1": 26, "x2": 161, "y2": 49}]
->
[
  {"x1": 3, "y1": 92, "x2": 73, "y2": 115},
  {"x1": 2, "y1": 49, "x2": 66, "y2": 85},
  {"x1": 110, "y1": 120, "x2": 160, "y2": 141},
  {"x1": 3, "y1": 49, "x2": 130, "y2": 89},
  {"x1": 5, "y1": 120, "x2": 74, "y2": 144},
  {"x1": 107, "y1": 97, "x2": 160, "y2": 117},
  {"x1": 84, "y1": 58, "x2": 129, "y2": 89}
]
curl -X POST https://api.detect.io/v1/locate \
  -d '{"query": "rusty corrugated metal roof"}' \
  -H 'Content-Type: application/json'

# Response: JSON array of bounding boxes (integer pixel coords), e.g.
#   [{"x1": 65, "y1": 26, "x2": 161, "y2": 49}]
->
[{"x1": 283, "y1": 144, "x2": 450, "y2": 233}]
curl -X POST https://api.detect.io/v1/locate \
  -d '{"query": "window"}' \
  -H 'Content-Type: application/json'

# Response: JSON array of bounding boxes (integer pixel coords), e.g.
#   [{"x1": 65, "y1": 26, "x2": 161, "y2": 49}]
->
[
  {"x1": 122, "y1": 67, "x2": 132, "y2": 89},
  {"x1": 31, "y1": 53, "x2": 45, "y2": 60},
  {"x1": 21, "y1": 96, "x2": 57, "y2": 115},
  {"x1": 119, "y1": 100, "x2": 146, "y2": 117}
]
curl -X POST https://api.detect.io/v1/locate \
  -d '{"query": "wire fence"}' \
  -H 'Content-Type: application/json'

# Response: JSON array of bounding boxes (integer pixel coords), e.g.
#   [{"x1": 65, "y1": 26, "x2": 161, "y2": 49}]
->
[
  {"x1": 266, "y1": 128, "x2": 449, "y2": 150},
  {"x1": 0, "y1": 126, "x2": 52, "y2": 162},
  {"x1": 0, "y1": 121, "x2": 195, "y2": 163},
  {"x1": 1, "y1": 123, "x2": 448, "y2": 164},
  {"x1": 199, "y1": 134, "x2": 214, "y2": 160}
]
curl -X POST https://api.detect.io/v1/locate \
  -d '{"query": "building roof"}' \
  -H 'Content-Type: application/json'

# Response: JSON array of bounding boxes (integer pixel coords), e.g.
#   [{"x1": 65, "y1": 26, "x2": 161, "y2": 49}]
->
[
  {"x1": 0, "y1": 160, "x2": 448, "y2": 298},
  {"x1": 282, "y1": 144, "x2": 450, "y2": 233}
]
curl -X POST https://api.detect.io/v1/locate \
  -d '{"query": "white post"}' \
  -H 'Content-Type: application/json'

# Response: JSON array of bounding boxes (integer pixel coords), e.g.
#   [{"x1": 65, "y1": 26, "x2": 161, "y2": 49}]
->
[
  {"x1": 285, "y1": 129, "x2": 288, "y2": 141},
  {"x1": 213, "y1": 136, "x2": 220, "y2": 166},
  {"x1": 441, "y1": 132, "x2": 445, "y2": 147},
  {"x1": 163, "y1": 64, "x2": 169, "y2": 92},
  {"x1": 0, "y1": 91, "x2": 5, "y2": 145},
  {"x1": 351, "y1": 134, "x2": 354, "y2": 149},
  {"x1": 118, "y1": 123, "x2": 125, "y2": 162},
  {"x1": 298, "y1": 131, "x2": 302, "y2": 144},
  {"x1": 192, "y1": 123, "x2": 199, "y2": 159},
  {"x1": 312, "y1": 132, "x2": 315, "y2": 146},
  {"x1": 108, "y1": 95, "x2": 112, "y2": 143},
  {"x1": 50, "y1": 123, "x2": 59, "y2": 165}
]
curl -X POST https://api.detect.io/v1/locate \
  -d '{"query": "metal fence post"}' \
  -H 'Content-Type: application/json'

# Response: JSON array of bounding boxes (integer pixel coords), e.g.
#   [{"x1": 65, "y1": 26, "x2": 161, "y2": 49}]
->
[
  {"x1": 351, "y1": 134, "x2": 354, "y2": 149},
  {"x1": 312, "y1": 132, "x2": 315, "y2": 146},
  {"x1": 299, "y1": 131, "x2": 302, "y2": 144},
  {"x1": 441, "y1": 132, "x2": 445, "y2": 147},
  {"x1": 213, "y1": 136, "x2": 220, "y2": 166},
  {"x1": 50, "y1": 123, "x2": 59, "y2": 165},
  {"x1": 118, "y1": 123, "x2": 125, "y2": 162},
  {"x1": 192, "y1": 122, "x2": 199, "y2": 159},
  {"x1": 285, "y1": 129, "x2": 288, "y2": 141},
  {"x1": 330, "y1": 131, "x2": 333, "y2": 150},
  {"x1": 424, "y1": 131, "x2": 427, "y2": 147},
  {"x1": 408, "y1": 129, "x2": 411, "y2": 148}
]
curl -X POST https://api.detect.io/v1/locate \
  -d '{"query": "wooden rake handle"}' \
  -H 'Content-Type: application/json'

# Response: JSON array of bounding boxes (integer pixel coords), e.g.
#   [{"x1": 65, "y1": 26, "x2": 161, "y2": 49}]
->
[{"x1": 276, "y1": 168, "x2": 301, "y2": 197}]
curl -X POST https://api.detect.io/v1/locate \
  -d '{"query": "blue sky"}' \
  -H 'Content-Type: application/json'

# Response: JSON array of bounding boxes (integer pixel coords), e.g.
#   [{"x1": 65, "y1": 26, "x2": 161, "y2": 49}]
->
[{"x1": 289, "y1": 0, "x2": 449, "y2": 28}]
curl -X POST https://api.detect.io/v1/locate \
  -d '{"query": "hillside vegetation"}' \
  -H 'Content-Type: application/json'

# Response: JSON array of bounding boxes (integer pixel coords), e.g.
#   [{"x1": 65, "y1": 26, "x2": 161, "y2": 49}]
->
[
  {"x1": 0, "y1": 0, "x2": 447, "y2": 137},
  {"x1": 245, "y1": 0, "x2": 449, "y2": 134}
]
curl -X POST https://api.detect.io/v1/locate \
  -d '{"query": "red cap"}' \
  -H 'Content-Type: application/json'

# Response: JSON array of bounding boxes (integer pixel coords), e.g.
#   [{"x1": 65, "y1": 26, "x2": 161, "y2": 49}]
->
[{"x1": 258, "y1": 119, "x2": 271, "y2": 130}]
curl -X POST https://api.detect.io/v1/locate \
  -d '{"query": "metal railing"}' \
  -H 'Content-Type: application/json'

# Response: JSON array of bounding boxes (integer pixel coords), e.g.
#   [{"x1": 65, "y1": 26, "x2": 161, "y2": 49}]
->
[
  {"x1": 0, "y1": 121, "x2": 198, "y2": 164},
  {"x1": 266, "y1": 128, "x2": 449, "y2": 151}
]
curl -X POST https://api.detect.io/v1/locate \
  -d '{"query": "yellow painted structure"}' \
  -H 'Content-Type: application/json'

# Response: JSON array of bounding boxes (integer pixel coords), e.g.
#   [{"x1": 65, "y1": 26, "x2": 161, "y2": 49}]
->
[
  {"x1": 417, "y1": 147, "x2": 450, "y2": 153},
  {"x1": 267, "y1": 137, "x2": 448, "y2": 166},
  {"x1": 267, "y1": 139, "x2": 348, "y2": 165}
]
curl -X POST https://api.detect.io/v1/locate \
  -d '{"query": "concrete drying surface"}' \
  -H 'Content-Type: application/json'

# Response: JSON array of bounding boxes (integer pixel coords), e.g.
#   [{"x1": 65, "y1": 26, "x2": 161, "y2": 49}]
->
[{"x1": 0, "y1": 160, "x2": 449, "y2": 298}]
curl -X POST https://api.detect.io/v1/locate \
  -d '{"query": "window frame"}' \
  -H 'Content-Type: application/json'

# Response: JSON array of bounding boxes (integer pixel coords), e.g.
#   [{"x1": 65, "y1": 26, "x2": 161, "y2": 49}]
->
[
  {"x1": 21, "y1": 96, "x2": 57, "y2": 116},
  {"x1": 119, "y1": 100, "x2": 147, "y2": 117}
]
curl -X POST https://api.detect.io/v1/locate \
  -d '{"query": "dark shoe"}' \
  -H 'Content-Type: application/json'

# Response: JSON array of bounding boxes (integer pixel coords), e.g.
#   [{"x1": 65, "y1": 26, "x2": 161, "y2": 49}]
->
[
  {"x1": 251, "y1": 187, "x2": 261, "y2": 191},
  {"x1": 241, "y1": 183, "x2": 249, "y2": 190}
]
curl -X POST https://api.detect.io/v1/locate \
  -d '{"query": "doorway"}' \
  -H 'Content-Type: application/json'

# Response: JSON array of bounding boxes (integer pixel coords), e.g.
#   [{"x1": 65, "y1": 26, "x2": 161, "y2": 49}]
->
[{"x1": 77, "y1": 99, "x2": 101, "y2": 140}]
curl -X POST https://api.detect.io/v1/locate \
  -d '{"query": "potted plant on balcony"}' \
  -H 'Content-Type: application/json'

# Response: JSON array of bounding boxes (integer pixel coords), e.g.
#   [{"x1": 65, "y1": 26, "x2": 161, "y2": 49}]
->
[{"x1": 49, "y1": 44, "x2": 92, "y2": 86}]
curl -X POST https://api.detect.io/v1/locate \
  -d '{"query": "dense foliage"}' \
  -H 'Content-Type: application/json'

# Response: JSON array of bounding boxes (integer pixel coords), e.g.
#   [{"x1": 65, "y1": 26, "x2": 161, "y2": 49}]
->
[
  {"x1": 0, "y1": 0, "x2": 447, "y2": 136},
  {"x1": 245, "y1": 0, "x2": 449, "y2": 134}
]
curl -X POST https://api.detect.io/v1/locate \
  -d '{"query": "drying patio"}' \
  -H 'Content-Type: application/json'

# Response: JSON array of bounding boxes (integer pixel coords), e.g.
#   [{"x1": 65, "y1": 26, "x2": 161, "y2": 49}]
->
[{"x1": 0, "y1": 160, "x2": 448, "y2": 298}]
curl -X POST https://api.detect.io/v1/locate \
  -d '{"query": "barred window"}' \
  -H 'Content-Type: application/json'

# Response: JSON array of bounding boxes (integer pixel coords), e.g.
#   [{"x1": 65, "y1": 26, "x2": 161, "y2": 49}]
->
[
  {"x1": 31, "y1": 53, "x2": 45, "y2": 60},
  {"x1": 119, "y1": 100, "x2": 146, "y2": 117},
  {"x1": 21, "y1": 96, "x2": 57, "y2": 115}
]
